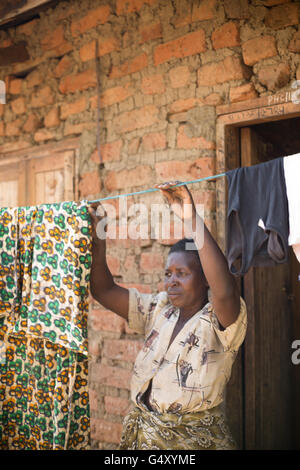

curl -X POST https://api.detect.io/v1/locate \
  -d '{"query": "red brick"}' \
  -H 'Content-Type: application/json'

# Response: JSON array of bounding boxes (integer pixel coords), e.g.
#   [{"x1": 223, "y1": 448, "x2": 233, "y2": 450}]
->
[
  {"x1": 142, "y1": 132, "x2": 166, "y2": 151},
  {"x1": 156, "y1": 217, "x2": 190, "y2": 246},
  {"x1": 124, "y1": 255, "x2": 138, "y2": 272},
  {"x1": 41, "y1": 25, "x2": 65, "y2": 51},
  {"x1": 92, "y1": 364, "x2": 131, "y2": 389},
  {"x1": 11, "y1": 97, "x2": 26, "y2": 115},
  {"x1": 177, "y1": 126, "x2": 216, "y2": 150},
  {"x1": 168, "y1": 98, "x2": 202, "y2": 114},
  {"x1": 204, "y1": 93, "x2": 223, "y2": 106},
  {"x1": 289, "y1": 30, "x2": 300, "y2": 53},
  {"x1": 224, "y1": 0, "x2": 249, "y2": 18},
  {"x1": 139, "y1": 22, "x2": 162, "y2": 43},
  {"x1": 115, "y1": 105, "x2": 159, "y2": 134},
  {"x1": 230, "y1": 83, "x2": 258, "y2": 103},
  {"x1": 169, "y1": 65, "x2": 190, "y2": 88},
  {"x1": 242, "y1": 36, "x2": 277, "y2": 66},
  {"x1": 90, "y1": 307, "x2": 126, "y2": 333},
  {"x1": 116, "y1": 0, "x2": 157, "y2": 15},
  {"x1": 9, "y1": 78, "x2": 22, "y2": 95},
  {"x1": 71, "y1": 5, "x2": 110, "y2": 36},
  {"x1": 104, "y1": 396, "x2": 130, "y2": 416},
  {"x1": 34, "y1": 129, "x2": 55, "y2": 142},
  {"x1": 59, "y1": 68, "x2": 97, "y2": 94},
  {"x1": 64, "y1": 121, "x2": 94, "y2": 136},
  {"x1": 141, "y1": 74, "x2": 165, "y2": 95},
  {"x1": 105, "y1": 164, "x2": 153, "y2": 191},
  {"x1": 78, "y1": 171, "x2": 101, "y2": 197},
  {"x1": 31, "y1": 86, "x2": 54, "y2": 107},
  {"x1": 106, "y1": 254, "x2": 121, "y2": 276},
  {"x1": 103, "y1": 339, "x2": 143, "y2": 362},
  {"x1": 80, "y1": 37, "x2": 120, "y2": 62},
  {"x1": 91, "y1": 418, "x2": 123, "y2": 444},
  {"x1": 93, "y1": 83, "x2": 133, "y2": 108},
  {"x1": 140, "y1": 252, "x2": 165, "y2": 273},
  {"x1": 89, "y1": 389, "x2": 98, "y2": 412},
  {"x1": 88, "y1": 338, "x2": 101, "y2": 357},
  {"x1": 109, "y1": 53, "x2": 148, "y2": 79},
  {"x1": 44, "y1": 107, "x2": 60, "y2": 128},
  {"x1": 54, "y1": 56, "x2": 73, "y2": 78},
  {"x1": 16, "y1": 18, "x2": 39, "y2": 36},
  {"x1": 193, "y1": 189, "x2": 216, "y2": 213},
  {"x1": 119, "y1": 283, "x2": 152, "y2": 293},
  {"x1": 197, "y1": 55, "x2": 251, "y2": 86},
  {"x1": 5, "y1": 119, "x2": 22, "y2": 136},
  {"x1": 192, "y1": 0, "x2": 216, "y2": 21},
  {"x1": 26, "y1": 70, "x2": 42, "y2": 88},
  {"x1": 258, "y1": 63, "x2": 290, "y2": 91},
  {"x1": 212, "y1": 21, "x2": 240, "y2": 49},
  {"x1": 172, "y1": 1, "x2": 192, "y2": 28},
  {"x1": 128, "y1": 137, "x2": 140, "y2": 155},
  {"x1": 168, "y1": 111, "x2": 188, "y2": 123},
  {"x1": 23, "y1": 113, "x2": 41, "y2": 133},
  {"x1": 265, "y1": 3, "x2": 299, "y2": 29},
  {"x1": 155, "y1": 156, "x2": 215, "y2": 181},
  {"x1": 91, "y1": 139, "x2": 123, "y2": 163},
  {"x1": 60, "y1": 97, "x2": 87, "y2": 120},
  {"x1": 261, "y1": 0, "x2": 289, "y2": 5},
  {"x1": 154, "y1": 30, "x2": 206, "y2": 66}
]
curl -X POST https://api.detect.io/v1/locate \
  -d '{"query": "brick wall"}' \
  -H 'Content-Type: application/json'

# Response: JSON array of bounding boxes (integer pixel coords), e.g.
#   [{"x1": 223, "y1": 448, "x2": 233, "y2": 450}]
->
[{"x1": 0, "y1": 0, "x2": 299, "y2": 449}]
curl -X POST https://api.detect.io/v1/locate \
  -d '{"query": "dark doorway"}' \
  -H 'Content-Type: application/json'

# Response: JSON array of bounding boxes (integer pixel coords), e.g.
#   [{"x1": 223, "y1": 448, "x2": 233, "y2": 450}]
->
[{"x1": 240, "y1": 116, "x2": 300, "y2": 449}]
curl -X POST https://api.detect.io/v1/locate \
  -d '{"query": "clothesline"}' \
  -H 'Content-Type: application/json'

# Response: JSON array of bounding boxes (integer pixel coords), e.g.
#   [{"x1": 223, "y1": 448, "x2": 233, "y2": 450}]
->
[
  {"x1": 88, "y1": 172, "x2": 226, "y2": 204},
  {"x1": 0, "y1": 172, "x2": 227, "y2": 210}
]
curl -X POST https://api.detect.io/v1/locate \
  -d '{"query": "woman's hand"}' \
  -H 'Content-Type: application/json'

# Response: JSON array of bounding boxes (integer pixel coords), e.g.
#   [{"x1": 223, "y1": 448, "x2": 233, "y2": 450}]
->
[
  {"x1": 155, "y1": 181, "x2": 196, "y2": 223},
  {"x1": 88, "y1": 202, "x2": 107, "y2": 245}
]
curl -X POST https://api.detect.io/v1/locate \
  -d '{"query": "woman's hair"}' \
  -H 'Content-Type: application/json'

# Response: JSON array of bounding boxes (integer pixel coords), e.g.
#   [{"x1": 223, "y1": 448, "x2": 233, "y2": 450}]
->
[{"x1": 168, "y1": 238, "x2": 204, "y2": 275}]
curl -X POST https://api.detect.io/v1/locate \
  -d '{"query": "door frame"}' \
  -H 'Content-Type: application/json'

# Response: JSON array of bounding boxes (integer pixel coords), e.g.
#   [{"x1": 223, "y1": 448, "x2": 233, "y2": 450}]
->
[{"x1": 216, "y1": 94, "x2": 300, "y2": 449}]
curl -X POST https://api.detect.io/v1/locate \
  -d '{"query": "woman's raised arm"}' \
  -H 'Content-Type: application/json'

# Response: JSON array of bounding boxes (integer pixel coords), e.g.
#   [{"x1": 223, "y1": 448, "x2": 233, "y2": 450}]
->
[{"x1": 88, "y1": 203, "x2": 129, "y2": 320}]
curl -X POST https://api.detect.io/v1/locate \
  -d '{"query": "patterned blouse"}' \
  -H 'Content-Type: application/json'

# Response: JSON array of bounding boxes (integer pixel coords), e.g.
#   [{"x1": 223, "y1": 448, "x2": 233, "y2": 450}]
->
[{"x1": 128, "y1": 288, "x2": 247, "y2": 414}]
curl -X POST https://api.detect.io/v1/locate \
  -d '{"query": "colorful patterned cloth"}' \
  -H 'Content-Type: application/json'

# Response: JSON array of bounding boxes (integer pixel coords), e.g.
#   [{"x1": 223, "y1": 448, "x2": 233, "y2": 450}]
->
[
  {"x1": 0, "y1": 202, "x2": 91, "y2": 450},
  {"x1": 119, "y1": 402, "x2": 237, "y2": 450}
]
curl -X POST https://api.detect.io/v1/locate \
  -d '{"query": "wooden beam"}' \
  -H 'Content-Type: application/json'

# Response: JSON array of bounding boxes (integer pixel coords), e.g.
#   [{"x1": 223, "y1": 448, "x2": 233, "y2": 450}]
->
[{"x1": 0, "y1": 0, "x2": 58, "y2": 28}]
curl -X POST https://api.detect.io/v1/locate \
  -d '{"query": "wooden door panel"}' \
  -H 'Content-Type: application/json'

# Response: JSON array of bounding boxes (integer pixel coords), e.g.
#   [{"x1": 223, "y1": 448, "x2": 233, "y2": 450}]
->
[
  {"x1": 241, "y1": 127, "x2": 294, "y2": 449},
  {"x1": 28, "y1": 151, "x2": 75, "y2": 205},
  {"x1": 0, "y1": 162, "x2": 26, "y2": 207}
]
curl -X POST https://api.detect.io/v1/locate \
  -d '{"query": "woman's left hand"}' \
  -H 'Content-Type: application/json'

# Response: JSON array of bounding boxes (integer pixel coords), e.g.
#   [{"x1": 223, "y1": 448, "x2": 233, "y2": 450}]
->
[{"x1": 155, "y1": 181, "x2": 196, "y2": 222}]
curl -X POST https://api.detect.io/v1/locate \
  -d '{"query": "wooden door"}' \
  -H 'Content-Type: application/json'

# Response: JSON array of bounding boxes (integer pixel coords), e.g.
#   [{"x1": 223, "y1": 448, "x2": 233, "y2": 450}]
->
[
  {"x1": 28, "y1": 150, "x2": 75, "y2": 206},
  {"x1": 0, "y1": 161, "x2": 26, "y2": 207},
  {"x1": 0, "y1": 149, "x2": 75, "y2": 208},
  {"x1": 241, "y1": 127, "x2": 297, "y2": 449}
]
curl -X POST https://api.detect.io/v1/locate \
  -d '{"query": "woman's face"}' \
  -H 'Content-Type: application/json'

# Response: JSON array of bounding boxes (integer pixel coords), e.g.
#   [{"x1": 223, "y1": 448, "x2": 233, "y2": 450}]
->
[{"x1": 164, "y1": 251, "x2": 208, "y2": 311}]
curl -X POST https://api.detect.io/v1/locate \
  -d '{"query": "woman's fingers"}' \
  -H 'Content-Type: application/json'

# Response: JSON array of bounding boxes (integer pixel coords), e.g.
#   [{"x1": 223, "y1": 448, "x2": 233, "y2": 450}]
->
[
  {"x1": 155, "y1": 181, "x2": 181, "y2": 191},
  {"x1": 88, "y1": 202, "x2": 107, "y2": 219}
]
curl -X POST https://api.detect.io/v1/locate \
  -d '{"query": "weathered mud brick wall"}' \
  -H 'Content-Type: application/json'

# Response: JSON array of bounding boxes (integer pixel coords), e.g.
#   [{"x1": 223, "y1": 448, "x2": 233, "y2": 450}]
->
[{"x1": 0, "y1": 0, "x2": 299, "y2": 449}]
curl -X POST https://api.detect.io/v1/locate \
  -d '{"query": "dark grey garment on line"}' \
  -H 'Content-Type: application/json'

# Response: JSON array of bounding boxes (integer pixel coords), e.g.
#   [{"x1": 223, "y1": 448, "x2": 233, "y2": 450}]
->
[{"x1": 225, "y1": 157, "x2": 289, "y2": 277}]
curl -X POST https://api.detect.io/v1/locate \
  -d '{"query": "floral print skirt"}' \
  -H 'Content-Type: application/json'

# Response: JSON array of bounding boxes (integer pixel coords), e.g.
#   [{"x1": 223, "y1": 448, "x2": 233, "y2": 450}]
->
[{"x1": 119, "y1": 403, "x2": 237, "y2": 450}]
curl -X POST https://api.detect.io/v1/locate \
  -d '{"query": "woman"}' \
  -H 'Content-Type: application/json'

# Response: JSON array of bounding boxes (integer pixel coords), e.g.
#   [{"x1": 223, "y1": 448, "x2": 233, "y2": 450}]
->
[{"x1": 88, "y1": 181, "x2": 247, "y2": 450}]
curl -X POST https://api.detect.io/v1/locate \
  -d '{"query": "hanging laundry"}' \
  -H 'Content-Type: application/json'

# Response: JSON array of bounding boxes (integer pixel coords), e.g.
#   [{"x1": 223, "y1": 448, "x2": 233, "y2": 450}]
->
[
  {"x1": 225, "y1": 158, "x2": 290, "y2": 276},
  {"x1": 0, "y1": 208, "x2": 18, "y2": 319},
  {"x1": 283, "y1": 153, "x2": 300, "y2": 263},
  {"x1": 0, "y1": 201, "x2": 91, "y2": 450}
]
